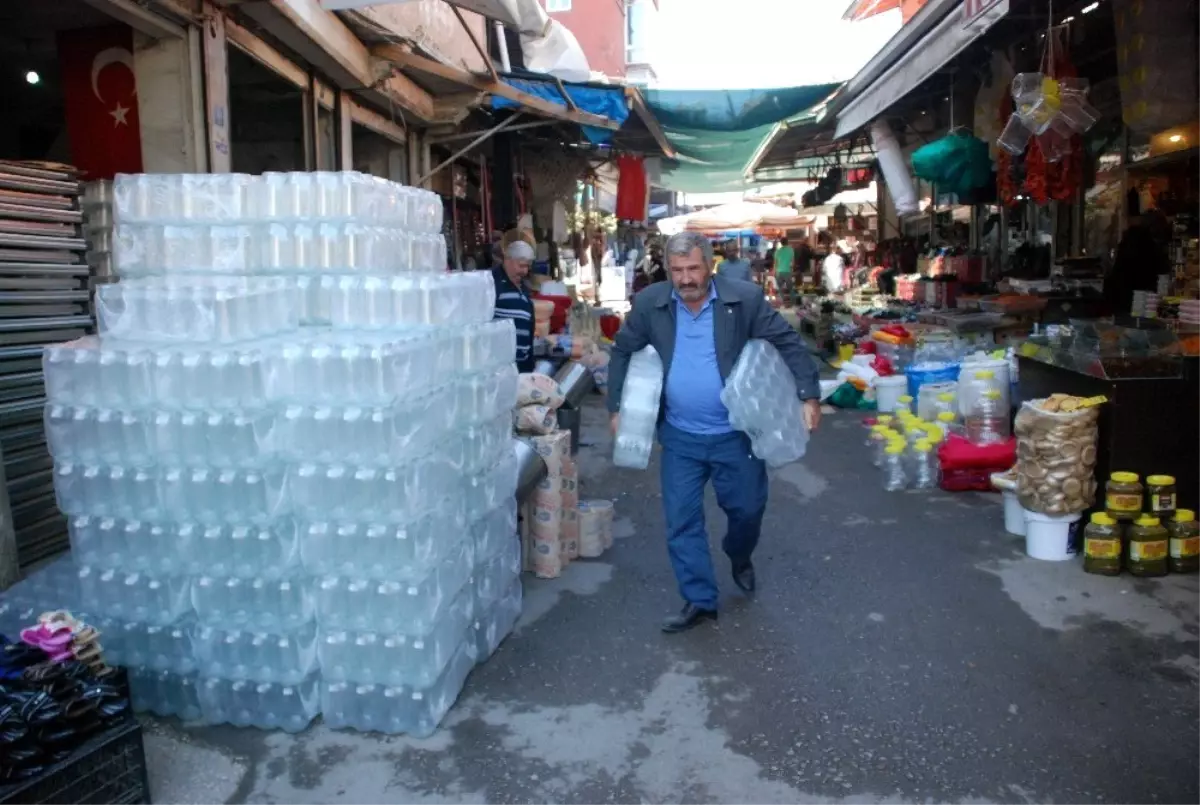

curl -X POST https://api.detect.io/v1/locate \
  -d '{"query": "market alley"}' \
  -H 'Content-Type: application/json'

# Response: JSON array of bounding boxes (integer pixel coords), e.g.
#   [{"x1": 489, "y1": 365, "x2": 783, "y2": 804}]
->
[{"x1": 141, "y1": 396, "x2": 1200, "y2": 805}]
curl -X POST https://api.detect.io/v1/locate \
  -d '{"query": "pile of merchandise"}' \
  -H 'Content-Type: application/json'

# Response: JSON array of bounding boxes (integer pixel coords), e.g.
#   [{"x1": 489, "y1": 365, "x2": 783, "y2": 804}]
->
[
  {"x1": 0, "y1": 613, "x2": 137, "y2": 785},
  {"x1": 39, "y1": 171, "x2": 521, "y2": 736}
]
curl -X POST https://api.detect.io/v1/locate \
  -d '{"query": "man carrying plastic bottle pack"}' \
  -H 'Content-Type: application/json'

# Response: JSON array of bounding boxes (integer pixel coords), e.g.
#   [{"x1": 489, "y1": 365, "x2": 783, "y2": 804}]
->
[{"x1": 607, "y1": 231, "x2": 822, "y2": 633}]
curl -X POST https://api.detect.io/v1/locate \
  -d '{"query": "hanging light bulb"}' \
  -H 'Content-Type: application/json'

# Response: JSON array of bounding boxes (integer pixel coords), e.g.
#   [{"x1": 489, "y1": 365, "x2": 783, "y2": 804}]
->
[{"x1": 25, "y1": 70, "x2": 39, "y2": 85}]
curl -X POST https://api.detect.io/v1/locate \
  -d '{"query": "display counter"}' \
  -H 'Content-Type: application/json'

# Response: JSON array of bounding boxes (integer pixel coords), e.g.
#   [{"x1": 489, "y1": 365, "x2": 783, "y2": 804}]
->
[{"x1": 1017, "y1": 328, "x2": 1198, "y2": 511}]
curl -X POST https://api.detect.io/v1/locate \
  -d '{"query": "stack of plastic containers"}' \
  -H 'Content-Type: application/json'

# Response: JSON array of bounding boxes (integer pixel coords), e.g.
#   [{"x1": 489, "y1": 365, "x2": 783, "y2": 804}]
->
[
  {"x1": 721, "y1": 340, "x2": 808, "y2": 467},
  {"x1": 612, "y1": 346, "x2": 663, "y2": 469},
  {"x1": 44, "y1": 171, "x2": 521, "y2": 737}
]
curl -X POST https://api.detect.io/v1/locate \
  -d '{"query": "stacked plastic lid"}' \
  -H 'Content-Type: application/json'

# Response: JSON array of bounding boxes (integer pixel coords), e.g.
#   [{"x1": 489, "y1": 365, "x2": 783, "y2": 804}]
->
[{"x1": 40, "y1": 171, "x2": 521, "y2": 736}]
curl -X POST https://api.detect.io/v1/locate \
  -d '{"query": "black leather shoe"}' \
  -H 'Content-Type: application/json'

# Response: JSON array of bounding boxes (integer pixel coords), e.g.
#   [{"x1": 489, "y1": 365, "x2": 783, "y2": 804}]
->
[
  {"x1": 732, "y1": 560, "x2": 756, "y2": 593},
  {"x1": 661, "y1": 604, "x2": 718, "y2": 634}
]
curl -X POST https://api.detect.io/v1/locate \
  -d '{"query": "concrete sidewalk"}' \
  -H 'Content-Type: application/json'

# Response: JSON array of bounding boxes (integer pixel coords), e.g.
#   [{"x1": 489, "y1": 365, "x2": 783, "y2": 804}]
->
[{"x1": 142, "y1": 396, "x2": 1199, "y2": 804}]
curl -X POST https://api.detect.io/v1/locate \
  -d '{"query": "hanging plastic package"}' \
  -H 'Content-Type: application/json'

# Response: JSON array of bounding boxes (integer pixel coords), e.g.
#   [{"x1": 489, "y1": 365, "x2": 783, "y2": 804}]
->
[{"x1": 870, "y1": 119, "x2": 918, "y2": 216}]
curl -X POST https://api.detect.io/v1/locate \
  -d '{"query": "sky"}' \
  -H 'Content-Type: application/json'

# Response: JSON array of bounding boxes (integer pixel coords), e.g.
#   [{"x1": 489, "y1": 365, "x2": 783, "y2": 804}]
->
[{"x1": 649, "y1": 0, "x2": 902, "y2": 89}]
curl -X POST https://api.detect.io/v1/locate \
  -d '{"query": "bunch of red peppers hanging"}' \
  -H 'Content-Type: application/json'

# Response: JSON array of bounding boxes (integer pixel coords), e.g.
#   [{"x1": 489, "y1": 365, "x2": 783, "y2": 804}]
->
[{"x1": 996, "y1": 47, "x2": 1084, "y2": 206}]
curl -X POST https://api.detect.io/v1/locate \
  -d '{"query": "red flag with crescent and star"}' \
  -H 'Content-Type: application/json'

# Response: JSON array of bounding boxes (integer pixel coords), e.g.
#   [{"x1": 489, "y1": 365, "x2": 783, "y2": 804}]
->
[{"x1": 57, "y1": 25, "x2": 144, "y2": 180}]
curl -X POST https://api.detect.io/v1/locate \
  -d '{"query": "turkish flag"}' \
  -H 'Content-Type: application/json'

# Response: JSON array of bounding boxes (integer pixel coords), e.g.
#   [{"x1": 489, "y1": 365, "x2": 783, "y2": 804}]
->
[{"x1": 57, "y1": 25, "x2": 144, "y2": 180}]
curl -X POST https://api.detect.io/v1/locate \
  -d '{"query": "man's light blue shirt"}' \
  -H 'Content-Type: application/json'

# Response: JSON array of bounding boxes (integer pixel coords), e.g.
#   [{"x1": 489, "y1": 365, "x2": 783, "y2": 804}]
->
[{"x1": 664, "y1": 284, "x2": 733, "y2": 435}]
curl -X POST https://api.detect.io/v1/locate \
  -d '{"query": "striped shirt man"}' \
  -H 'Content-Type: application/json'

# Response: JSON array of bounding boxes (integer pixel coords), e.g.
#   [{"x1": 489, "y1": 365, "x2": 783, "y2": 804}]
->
[{"x1": 492, "y1": 240, "x2": 536, "y2": 372}]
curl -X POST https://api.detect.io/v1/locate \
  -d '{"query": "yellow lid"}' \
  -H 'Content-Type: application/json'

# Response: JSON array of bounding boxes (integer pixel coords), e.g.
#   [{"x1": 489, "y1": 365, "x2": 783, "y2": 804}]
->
[
  {"x1": 1110, "y1": 471, "x2": 1140, "y2": 484},
  {"x1": 937, "y1": 412, "x2": 956, "y2": 422},
  {"x1": 877, "y1": 414, "x2": 894, "y2": 424},
  {"x1": 1134, "y1": 514, "x2": 1161, "y2": 527},
  {"x1": 1176, "y1": 509, "x2": 1196, "y2": 523},
  {"x1": 983, "y1": 390, "x2": 1001, "y2": 399},
  {"x1": 1090, "y1": 512, "x2": 1116, "y2": 526},
  {"x1": 914, "y1": 440, "x2": 933, "y2": 452},
  {"x1": 897, "y1": 395, "x2": 913, "y2": 403},
  {"x1": 885, "y1": 443, "x2": 905, "y2": 455},
  {"x1": 1147, "y1": 474, "x2": 1176, "y2": 486},
  {"x1": 975, "y1": 370, "x2": 995, "y2": 379},
  {"x1": 937, "y1": 393, "x2": 955, "y2": 402}
]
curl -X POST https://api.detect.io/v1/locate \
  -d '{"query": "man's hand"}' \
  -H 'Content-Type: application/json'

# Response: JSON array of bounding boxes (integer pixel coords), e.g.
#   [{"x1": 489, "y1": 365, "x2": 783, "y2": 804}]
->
[
  {"x1": 803, "y1": 399, "x2": 821, "y2": 433},
  {"x1": 610, "y1": 413, "x2": 620, "y2": 437}
]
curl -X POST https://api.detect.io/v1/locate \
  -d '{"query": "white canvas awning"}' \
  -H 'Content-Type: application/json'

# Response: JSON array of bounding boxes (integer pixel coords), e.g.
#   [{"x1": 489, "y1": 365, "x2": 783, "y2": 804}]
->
[
  {"x1": 834, "y1": 0, "x2": 1010, "y2": 139},
  {"x1": 657, "y1": 201, "x2": 802, "y2": 236}
]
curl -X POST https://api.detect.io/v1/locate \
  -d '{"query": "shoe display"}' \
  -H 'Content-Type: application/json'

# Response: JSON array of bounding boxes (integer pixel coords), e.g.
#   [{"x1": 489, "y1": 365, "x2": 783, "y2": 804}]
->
[{"x1": 0, "y1": 626, "x2": 134, "y2": 784}]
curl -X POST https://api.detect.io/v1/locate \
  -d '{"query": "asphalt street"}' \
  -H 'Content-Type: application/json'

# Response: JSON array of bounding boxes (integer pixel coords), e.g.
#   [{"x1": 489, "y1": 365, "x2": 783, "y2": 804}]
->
[{"x1": 137, "y1": 394, "x2": 1200, "y2": 804}]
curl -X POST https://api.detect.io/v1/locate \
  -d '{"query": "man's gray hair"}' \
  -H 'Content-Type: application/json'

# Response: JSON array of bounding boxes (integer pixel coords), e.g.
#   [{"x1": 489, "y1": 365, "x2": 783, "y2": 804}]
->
[{"x1": 664, "y1": 231, "x2": 713, "y2": 265}]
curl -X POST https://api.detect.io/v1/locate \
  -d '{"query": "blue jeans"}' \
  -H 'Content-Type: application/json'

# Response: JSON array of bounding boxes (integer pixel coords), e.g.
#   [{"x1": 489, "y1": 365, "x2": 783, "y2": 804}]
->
[{"x1": 658, "y1": 422, "x2": 768, "y2": 610}]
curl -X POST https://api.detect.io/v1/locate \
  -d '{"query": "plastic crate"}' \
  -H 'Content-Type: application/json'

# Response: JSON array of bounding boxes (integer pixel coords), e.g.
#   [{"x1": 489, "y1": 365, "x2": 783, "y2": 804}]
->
[{"x1": 0, "y1": 718, "x2": 149, "y2": 805}]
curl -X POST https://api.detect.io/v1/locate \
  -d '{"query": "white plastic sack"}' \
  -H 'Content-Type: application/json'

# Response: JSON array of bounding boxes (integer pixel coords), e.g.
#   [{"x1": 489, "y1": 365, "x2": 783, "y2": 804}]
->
[
  {"x1": 720, "y1": 340, "x2": 809, "y2": 468},
  {"x1": 870, "y1": 119, "x2": 918, "y2": 216},
  {"x1": 520, "y1": 19, "x2": 590, "y2": 82}
]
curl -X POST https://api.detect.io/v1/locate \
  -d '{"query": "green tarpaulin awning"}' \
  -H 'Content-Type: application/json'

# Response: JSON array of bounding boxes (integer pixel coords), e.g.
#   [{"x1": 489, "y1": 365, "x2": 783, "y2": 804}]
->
[{"x1": 640, "y1": 83, "x2": 841, "y2": 192}]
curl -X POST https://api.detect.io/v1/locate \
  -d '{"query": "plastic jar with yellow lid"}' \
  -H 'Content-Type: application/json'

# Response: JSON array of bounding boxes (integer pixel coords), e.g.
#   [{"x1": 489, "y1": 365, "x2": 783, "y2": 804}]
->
[
  {"x1": 1168, "y1": 509, "x2": 1199, "y2": 574},
  {"x1": 1082, "y1": 512, "x2": 1122, "y2": 576},
  {"x1": 1146, "y1": 474, "x2": 1177, "y2": 519},
  {"x1": 1127, "y1": 514, "x2": 1169, "y2": 577},
  {"x1": 1105, "y1": 471, "x2": 1143, "y2": 522}
]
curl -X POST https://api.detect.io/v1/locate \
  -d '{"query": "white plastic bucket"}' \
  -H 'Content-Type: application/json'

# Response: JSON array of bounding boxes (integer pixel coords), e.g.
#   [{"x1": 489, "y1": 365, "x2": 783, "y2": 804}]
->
[
  {"x1": 1023, "y1": 510, "x2": 1081, "y2": 561},
  {"x1": 1003, "y1": 490, "x2": 1026, "y2": 536},
  {"x1": 875, "y1": 375, "x2": 908, "y2": 413}
]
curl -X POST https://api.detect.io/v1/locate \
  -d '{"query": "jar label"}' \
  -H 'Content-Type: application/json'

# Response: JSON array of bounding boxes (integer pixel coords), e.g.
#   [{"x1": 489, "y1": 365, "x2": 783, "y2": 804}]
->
[
  {"x1": 1169, "y1": 537, "x2": 1200, "y2": 559},
  {"x1": 1106, "y1": 493, "x2": 1141, "y2": 512},
  {"x1": 1130, "y1": 540, "x2": 1168, "y2": 562},
  {"x1": 1150, "y1": 493, "x2": 1176, "y2": 512},
  {"x1": 1084, "y1": 538, "x2": 1121, "y2": 559}
]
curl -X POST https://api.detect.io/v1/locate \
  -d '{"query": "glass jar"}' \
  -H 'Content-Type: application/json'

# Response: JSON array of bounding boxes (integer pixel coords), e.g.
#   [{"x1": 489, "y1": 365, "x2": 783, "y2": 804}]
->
[
  {"x1": 1082, "y1": 512, "x2": 1122, "y2": 576},
  {"x1": 1168, "y1": 509, "x2": 1199, "y2": 574},
  {"x1": 1126, "y1": 514, "x2": 1169, "y2": 577},
  {"x1": 1146, "y1": 474, "x2": 1177, "y2": 519},
  {"x1": 1104, "y1": 471, "x2": 1143, "y2": 522}
]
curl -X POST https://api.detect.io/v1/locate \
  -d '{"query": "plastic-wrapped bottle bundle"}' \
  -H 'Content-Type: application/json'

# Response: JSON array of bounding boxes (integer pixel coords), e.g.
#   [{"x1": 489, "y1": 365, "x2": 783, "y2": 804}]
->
[
  {"x1": 41, "y1": 172, "x2": 521, "y2": 735},
  {"x1": 720, "y1": 340, "x2": 808, "y2": 468},
  {"x1": 613, "y1": 346, "x2": 663, "y2": 469}
]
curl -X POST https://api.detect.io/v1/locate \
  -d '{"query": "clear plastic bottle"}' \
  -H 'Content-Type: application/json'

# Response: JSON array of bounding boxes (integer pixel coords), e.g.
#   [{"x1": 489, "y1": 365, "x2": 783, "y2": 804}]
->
[
  {"x1": 935, "y1": 410, "x2": 958, "y2": 439},
  {"x1": 910, "y1": 439, "x2": 939, "y2": 489},
  {"x1": 934, "y1": 391, "x2": 957, "y2": 419},
  {"x1": 965, "y1": 389, "x2": 1010, "y2": 445},
  {"x1": 872, "y1": 428, "x2": 898, "y2": 467},
  {"x1": 883, "y1": 442, "x2": 908, "y2": 491},
  {"x1": 895, "y1": 395, "x2": 914, "y2": 416},
  {"x1": 866, "y1": 425, "x2": 889, "y2": 461}
]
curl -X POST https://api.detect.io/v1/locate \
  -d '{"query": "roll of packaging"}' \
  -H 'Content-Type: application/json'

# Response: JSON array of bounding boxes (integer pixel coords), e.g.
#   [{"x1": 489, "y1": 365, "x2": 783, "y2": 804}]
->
[
  {"x1": 515, "y1": 405, "x2": 557, "y2": 434},
  {"x1": 530, "y1": 430, "x2": 572, "y2": 475},
  {"x1": 559, "y1": 459, "x2": 580, "y2": 559},
  {"x1": 578, "y1": 499, "x2": 614, "y2": 558},
  {"x1": 524, "y1": 497, "x2": 563, "y2": 579}
]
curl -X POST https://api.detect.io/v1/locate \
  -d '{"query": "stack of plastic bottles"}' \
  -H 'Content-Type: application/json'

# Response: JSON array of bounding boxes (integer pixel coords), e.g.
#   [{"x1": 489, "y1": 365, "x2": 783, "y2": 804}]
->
[
  {"x1": 612, "y1": 346, "x2": 664, "y2": 469},
  {"x1": 43, "y1": 171, "x2": 521, "y2": 737},
  {"x1": 722, "y1": 340, "x2": 808, "y2": 468}
]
